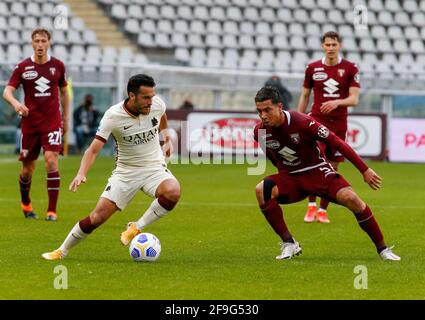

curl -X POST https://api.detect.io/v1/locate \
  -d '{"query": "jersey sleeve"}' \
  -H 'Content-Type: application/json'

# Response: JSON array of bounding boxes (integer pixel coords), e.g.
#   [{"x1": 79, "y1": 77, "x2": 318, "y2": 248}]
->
[
  {"x1": 303, "y1": 115, "x2": 368, "y2": 173},
  {"x1": 58, "y1": 60, "x2": 68, "y2": 88},
  {"x1": 349, "y1": 63, "x2": 360, "y2": 88},
  {"x1": 7, "y1": 64, "x2": 22, "y2": 89},
  {"x1": 303, "y1": 64, "x2": 313, "y2": 89},
  {"x1": 95, "y1": 111, "x2": 113, "y2": 143}
]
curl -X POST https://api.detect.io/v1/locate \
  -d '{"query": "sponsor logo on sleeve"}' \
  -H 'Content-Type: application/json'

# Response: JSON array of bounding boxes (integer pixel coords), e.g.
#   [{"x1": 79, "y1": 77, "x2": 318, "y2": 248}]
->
[
  {"x1": 354, "y1": 72, "x2": 360, "y2": 83},
  {"x1": 266, "y1": 140, "x2": 281, "y2": 149}
]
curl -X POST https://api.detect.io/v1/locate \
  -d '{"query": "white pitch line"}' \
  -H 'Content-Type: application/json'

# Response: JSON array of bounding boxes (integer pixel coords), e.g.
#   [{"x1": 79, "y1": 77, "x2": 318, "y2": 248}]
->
[{"x1": 0, "y1": 198, "x2": 422, "y2": 210}]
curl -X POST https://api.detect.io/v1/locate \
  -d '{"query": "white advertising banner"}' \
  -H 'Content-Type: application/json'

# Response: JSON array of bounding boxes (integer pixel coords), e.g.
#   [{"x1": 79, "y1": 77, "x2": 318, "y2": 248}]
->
[
  {"x1": 186, "y1": 112, "x2": 385, "y2": 157},
  {"x1": 389, "y1": 118, "x2": 425, "y2": 162},
  {"x1": 347, "y1": 115, "x2": 384, "y2": 157},
  {"x1": 187, "y1": 113, "x2": 261, "y2": 155}
]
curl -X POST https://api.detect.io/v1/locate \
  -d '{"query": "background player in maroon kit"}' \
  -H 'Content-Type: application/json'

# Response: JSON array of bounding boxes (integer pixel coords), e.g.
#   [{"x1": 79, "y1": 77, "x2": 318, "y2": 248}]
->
[
  {"x1": 3, "y1": 28, "x2": 69, "y2": 221},
  {"x1": 297, "y1": 31, "x2": 360, "y2": 224},
  {"x1": 254, "y1": 86, "x2": 399, "y2": 261}
]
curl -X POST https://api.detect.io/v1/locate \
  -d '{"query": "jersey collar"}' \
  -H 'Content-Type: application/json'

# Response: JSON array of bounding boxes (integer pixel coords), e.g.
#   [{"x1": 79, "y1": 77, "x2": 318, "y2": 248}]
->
[
  {"x1": 321, "y1": 56, "x2": 342, "y2": 66},
  {"x1": 283, "y1": 110, "x2": 291, "y2": 126},
  {"x1": 30, "y1": 55, "x2": 51, "y2": 64},
  {"x1": 122, "y1": 99, "x2": 139, "y2": 118}
]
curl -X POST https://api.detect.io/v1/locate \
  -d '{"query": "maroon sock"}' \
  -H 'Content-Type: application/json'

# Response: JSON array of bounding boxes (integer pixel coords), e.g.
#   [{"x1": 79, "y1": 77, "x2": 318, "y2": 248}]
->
[
  {"x1": 260, "y1": 198, "x2": 293, "y2": 242},
  {"x1": 308, "y1": 195, "x2": 316, "y2": 203},
  {"x1": 19, "y1": 175, "x2": 31, "y2": 205},
  {"x1": 354, "y1": 205, "x2": 386, "y2": 253},
  {"x1": 79, "y1": 216, "x2": 97, "y2": 234},
  {"x1": 47, "y1": 171, "x2": 60, "y2": 212},
  {"x1": 319, "y1": 198, "x2": 330, "y2": 211}
]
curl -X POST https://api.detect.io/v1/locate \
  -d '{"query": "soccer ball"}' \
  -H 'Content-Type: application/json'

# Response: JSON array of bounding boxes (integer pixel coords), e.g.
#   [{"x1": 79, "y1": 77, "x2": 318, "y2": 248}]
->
[{"x1": 129, "y1": 233, "x2": 161, "y2": 262}]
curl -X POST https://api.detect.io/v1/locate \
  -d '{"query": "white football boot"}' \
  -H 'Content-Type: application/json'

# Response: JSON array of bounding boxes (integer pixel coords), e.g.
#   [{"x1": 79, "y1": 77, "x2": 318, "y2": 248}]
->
[
  {"x1": 276, "y1": 240, "x2": 302, "y2": 260},
  {"x1": 379, "y1": 246, "x2": 401, "y2": 261}
]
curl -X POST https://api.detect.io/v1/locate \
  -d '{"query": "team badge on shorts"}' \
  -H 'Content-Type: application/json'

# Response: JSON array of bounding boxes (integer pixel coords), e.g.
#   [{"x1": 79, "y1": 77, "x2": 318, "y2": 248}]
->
[
  {"x1": 318, "y1": 125, "x2": 330, "y2": 138},
  {"x1": 290, "y1": 133, "x2": 300, "y2": 144}
]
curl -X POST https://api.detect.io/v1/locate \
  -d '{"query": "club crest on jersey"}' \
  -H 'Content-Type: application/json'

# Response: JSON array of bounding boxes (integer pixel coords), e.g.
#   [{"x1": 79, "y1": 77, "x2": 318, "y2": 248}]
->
[
  {"x1": 49, "y1": 67, "x2": 56, "y2": 76},
  {"x1": 266, "y1": 140, "x2": 280, "y2": 149},
  {"x1": 318, "y1": 125, "x2": 330, "y2": 138},
  {"x1": 312, "y1": 72, "x2": 328, "y2": 81},
  {"x1": 338, "y1": 69, "x2": 345, "y2": 77},
  {"x1": 151, "y1": 117, "x2": 158, "y2": 127},
  {"x1": 290, "y1": 133, "x2": 300, "y2": 144}
]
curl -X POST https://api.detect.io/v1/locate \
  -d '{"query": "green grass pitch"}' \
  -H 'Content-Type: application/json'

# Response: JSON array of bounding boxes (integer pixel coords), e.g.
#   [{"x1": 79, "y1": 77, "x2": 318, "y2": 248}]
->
[{"x1": 0, "y1": 155, "x2": 424, "y2": 299}]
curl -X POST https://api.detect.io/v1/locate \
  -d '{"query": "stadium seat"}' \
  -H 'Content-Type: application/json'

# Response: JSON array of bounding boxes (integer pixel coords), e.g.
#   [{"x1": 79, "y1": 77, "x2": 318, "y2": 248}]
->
[
  {"x1": 240, "y1": 21, "x2": 255, "y2": 34},
  {"x1": 190, "y1": 20, "x2": 206, "y2": 34},
  {"x1": 272, "y1": 35, "x2": 289, "y2": 50},
  {"x1": 404, "y1": 26, "x2": 420, "y2": 40},
  {"x1": 222, "y1": 34, "x2": 238, "y2": 49},
  {"x1": 24, "y1": 17, "x2": 38, "y2": 30},
  {"x1": 327, "y1": 9, "x2": 345, "y2": 25},
  {"x1": 39, "y1": 16, "x2": 53, "y2": 30},
  {"x1": 393, "y1": 39, "x2": 409, "y2": 53},
  {"x1": 174, "y1": 20, "x2": 189, "y2": 34},
  {"x1": 256, "y1": 22, "x2": 272, "y2": 35},
  {"x1": 306, "y1": 35, "x2": 321, "y2": 50},
  {"x1": 260, "y1": 7, "x2": 276, "y2": 23},
  {"x1": 239, "y1": 34, "x2": 255, "y2": 49},
  {"x1": 8, "y1": 17, "x2": 22, "y2": 30},
  {"x1": 205, "y1": 34, "x2": 222, "y2": 48},
  {"x1": 124, "y1": 19, "x2": 140, "y2": 34},
  {"x1": 385, "y1": 0, "x2": 401, "y2": 12},
  {"x1": 317, "y1": 0, "x2": 333, "y2": 10},
  {"x1": 177, "y1": 6, "x2": 192, "y2": 20},
  {"x1": 369, "y1": 0, "x2": 384, "y2": 12},
  {"x1": 311, "y1": 9, "x2": 327, "y2": 24},
  {"x1": 210, "y1": 7, "x2": 226, "y2": 21},
  {"x1": 359, "y1": 38, "x2": 376, "y2": 52},
  {"x1": 411, "y1": 12, "x2": 425, "y2": 27},
  {"x1": 175, "y1": 47, "x2": 190, "y2": 64},
  {"x1": 377, "y1": 38, "x2": 393, "y2": 52},
  {"x1": 187, "y1": 34, "x2": 203, "y2": 47},
  {"x1": 127, "y1": 4, "x2": 143, "y2": 19},
  {"x1": 223, "y1": 21, "x2": 238, "y2": 35},
  {"x1": 158, "y1": 20, "x2": 173, "y2": 34},
  {"x1": 283, "y1": 0, "x2": 299, "y2": 10},
  {"x1": 141, "y1": 20, "x2": 156, "y2": 33},
  {"x1": 27, "y1": 3, "x2": 42, "y2": 16},
  {"x1": 289, "y1": 35, "x2": 306, "y2": 50},
  {"x1": 6, "y1": 30, "x2": 21, "y2": 44},
  {"x1": 403, "y1": 0, "x2": 418, "y2": 13},
  {"x1": 410, "y1": 39, "x2": 425, "y2": 53},
  {"x1": 111, "y1": 4, "x2": 127, "y2": 20},
  {"x1": 289, "y1": 23, "x2": 305, "y2": 36},
  {"x1": 155, "y1": 33, "x2": 172, "y2": 48},
  {"x1": 193, "y1": 6, "x2": 209, "y2": 21},
  {"x1": 272, "y1": 22, "x2": 288, "y2": 35},
  {"x1": 293, "y1": 9, "x2": 309, "y2": 23},
  {"x1": 161, "y1": 5, "x2": 177, "y2": 20},
  {"x1": 277, "y1": 8, "x2": 293, "y2": 23},
  {"x1": 171, "y1": 33, "x2": 187, "y2": 47},
  {"x1": 10, "y1": 3, "x2": 25, "y2": 17},
  {"x1": 394, "y1": 12, "x2": 410, "y2": 27},
  {"x1": 206, "y1": 20, "x2": 222, "y2": 34},
  {"x1": 138, "y1": 33, "x2": 155, "y2": 47},
  {"x1": 144, "y1": 5, "x2": 161, "y2": 20}
]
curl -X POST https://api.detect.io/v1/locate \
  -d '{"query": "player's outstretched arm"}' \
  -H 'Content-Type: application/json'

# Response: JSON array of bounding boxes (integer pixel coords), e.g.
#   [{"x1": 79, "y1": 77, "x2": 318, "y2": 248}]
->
[
  {"x1": 69, "y1": 138, "x2": 105, "y2": 192},
  {"x1": 362, "y1": 168, "x2": 382, "y2": 190},
  {"x1": 59, "y1": 86, "x2": 70, "y2": 134}
]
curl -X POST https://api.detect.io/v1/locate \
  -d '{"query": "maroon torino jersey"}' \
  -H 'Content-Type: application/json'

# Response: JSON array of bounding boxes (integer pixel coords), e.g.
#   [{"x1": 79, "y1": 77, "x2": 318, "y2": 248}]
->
[
  {"x1": 8, "y1": 55, "x2": 67, "y2": 134},
  {"x1": 303, "y1": 57, "x2": 360, "y2": 130},
  {"x1": 253, "y1": 111, "x2": 368, "y2": 174}
]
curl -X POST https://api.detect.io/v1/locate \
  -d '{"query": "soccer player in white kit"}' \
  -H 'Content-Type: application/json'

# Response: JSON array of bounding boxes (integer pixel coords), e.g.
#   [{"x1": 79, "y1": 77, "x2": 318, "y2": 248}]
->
[{"x1": 42, "y1": 74, "x2": 181, "y2": 260}]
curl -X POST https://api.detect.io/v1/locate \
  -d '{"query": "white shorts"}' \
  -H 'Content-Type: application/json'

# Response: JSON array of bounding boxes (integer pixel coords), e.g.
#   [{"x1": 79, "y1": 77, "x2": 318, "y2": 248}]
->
[{"x1": 100, "y1": 166, "x2": 176, "y2": 210}]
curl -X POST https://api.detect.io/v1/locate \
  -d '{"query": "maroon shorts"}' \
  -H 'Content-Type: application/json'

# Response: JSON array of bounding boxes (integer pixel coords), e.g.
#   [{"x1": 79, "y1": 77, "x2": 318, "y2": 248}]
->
[
  {"x1": 19, "y1": 128, "x2": 63, "y2": 162},
  {"x1": 265, "y1": 163, "x2": 351, "y2": 204}
]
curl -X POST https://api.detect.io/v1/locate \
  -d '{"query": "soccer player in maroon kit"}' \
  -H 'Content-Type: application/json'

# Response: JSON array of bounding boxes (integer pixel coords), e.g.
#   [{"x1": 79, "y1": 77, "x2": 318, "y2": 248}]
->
[
  {"x1": 254, "y1": 86, "x2": 399, "y2": 261},
  {"x1": 3, "y1": 28, "x2": 69, "y2": 221},
  {"x1": 298, "y1": 31, "x2": 360, "y2": 223}
]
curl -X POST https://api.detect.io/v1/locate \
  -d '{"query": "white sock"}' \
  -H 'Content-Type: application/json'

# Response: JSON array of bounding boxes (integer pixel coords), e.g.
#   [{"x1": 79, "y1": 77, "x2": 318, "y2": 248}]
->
[
  {"x1": 308, "y1": 202, "x2": 317, "y2": 207},
  {"x1": 136, "y1": 198, "x2": 170, "y2": 230},
  {"x1": 318, "y1": 208, "x2": 327, "y2": 213},
  {"x1": 58, "y1": 222, "x2": 89, "y2": 256}
]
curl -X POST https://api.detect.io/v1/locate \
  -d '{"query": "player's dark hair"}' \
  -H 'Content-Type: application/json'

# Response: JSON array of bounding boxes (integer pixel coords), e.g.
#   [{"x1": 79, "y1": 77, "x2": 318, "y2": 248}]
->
[
  {"x1": 31, "y1": 28, "x2": 51, "y2": 40},
  {"x1": 127, "y1": 74, "x2": 156, "y2": 95},
  {"x1": 255, "y1": 86, "x2": 281, "y2": 105},
  {"x1": 322, "y1": 31, "x2": 341, "y2": 43}
]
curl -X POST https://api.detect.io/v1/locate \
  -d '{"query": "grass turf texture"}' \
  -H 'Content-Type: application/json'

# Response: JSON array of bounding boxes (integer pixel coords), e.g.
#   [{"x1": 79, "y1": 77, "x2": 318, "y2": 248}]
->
[{"x1": 0, "y1": 155, "x2": 424, "y2": 299}]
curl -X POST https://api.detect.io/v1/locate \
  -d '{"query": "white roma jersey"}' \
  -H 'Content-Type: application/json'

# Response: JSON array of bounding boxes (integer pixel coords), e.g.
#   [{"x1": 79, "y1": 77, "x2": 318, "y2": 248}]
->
[{"x1": 96, "y1": 96, "x2": 166, "y2": 169}]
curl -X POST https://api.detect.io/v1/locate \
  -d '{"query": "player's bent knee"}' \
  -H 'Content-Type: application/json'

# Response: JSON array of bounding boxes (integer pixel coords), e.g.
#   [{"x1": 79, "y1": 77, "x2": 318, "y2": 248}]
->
[{"x1": 337, "y1": 188, "x2": 363, "y2": 211}]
